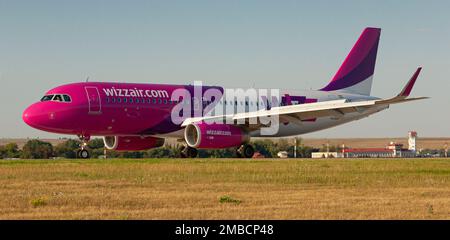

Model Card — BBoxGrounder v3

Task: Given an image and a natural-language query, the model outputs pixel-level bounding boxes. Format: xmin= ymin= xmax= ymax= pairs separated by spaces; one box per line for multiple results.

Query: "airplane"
xmin=22 ymin=27 xmax=427 ymax=158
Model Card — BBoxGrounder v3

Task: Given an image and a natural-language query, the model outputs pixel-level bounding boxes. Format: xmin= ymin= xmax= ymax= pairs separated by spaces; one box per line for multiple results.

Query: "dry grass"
xmin=0 ymin=158 xmax=449 ymax=219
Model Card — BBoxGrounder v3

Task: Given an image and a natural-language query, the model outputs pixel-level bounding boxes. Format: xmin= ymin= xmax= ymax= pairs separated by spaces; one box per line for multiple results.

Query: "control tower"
xmin=408 ymin=131 xmax=417 ymax=152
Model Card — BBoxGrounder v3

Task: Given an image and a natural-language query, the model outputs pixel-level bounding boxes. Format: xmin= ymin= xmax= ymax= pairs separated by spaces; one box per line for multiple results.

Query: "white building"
xmin=311 ymin=132 xmax=418 ymax=158
xmin=311 ymin=152 xmax=343 ymax=158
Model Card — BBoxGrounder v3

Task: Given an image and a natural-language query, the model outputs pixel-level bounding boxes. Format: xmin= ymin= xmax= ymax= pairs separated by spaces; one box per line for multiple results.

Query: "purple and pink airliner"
xmin=23 ymin=27 xmax=427 ymax=158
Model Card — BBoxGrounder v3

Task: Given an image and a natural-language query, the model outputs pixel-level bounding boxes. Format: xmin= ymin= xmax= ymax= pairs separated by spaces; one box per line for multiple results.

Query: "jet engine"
xmin=184 ymin=123 xmax=249 ymax=149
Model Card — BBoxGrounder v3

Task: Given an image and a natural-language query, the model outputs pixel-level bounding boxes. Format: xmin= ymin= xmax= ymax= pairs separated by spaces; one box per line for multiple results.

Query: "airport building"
xmin=311 ymin=131 xmax=418 ymax=158
xmin=341 ymin=142 xmax=416 ymax=158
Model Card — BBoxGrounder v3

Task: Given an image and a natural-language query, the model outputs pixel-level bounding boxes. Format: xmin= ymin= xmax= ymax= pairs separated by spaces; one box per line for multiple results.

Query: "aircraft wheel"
xmin=238 ymin=144 xmax=255 ymax=158
xmin=180 ymin=146 xmax=198 ymax=158
xmin=186 ymin=147 xmax=198 ymax=158
xmin=78 ymin=149 xmax=90 ymax=159
xmin=179 ymin=146 xmax=188 ymax=158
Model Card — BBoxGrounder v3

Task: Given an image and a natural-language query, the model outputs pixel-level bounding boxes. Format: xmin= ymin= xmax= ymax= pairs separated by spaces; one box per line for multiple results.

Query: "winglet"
xmin=398 ymin=67 xmax=422 ymax=97
xmin=375 ymin=67 xmax=427 ymax=105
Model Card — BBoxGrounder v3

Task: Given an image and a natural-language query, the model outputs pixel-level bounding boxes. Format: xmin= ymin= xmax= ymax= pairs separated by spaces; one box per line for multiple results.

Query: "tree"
xmin=199 ymin=148 xmax=236 ymax=158
xmin=0 ymin=145 xmax=5 ymax=158
xmin=54 ymin=139 xmax=80 ymax=158
xmin=294 ymin=145 xmax=317 ymax=158
xmin=1 ymin=143 xmax=21 ymax=158
xmin=277 ymin=139 xmax=290 ymax=151
xmin=21 ymin=140 xmax=53 ymax=159
xmin=88 ymin=138 xmax=105 ymax=149
xmin=119 ymin=151 xmax=144 ymax=158
xmin=253 ymin=140 xmax=279 ymax=157
xmin=143 ymin=144 xmax=182 ymax=158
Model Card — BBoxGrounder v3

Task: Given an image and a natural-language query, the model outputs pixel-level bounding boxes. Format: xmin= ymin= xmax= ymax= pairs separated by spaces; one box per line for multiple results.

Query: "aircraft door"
xmin=85 ymin=86 xmax=102 ymax=114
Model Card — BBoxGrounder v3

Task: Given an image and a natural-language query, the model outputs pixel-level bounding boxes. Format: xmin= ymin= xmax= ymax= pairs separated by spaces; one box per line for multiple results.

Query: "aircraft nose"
xmin=22 ymin=103 xmax=44 ymax=128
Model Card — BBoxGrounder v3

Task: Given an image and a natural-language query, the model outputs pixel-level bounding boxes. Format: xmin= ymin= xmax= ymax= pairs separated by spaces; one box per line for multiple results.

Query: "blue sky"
xmin=1 ymin=0 xmax=449 ymax=138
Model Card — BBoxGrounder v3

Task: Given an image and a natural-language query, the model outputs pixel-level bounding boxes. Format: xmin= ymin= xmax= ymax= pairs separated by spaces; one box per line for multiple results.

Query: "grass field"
xmin=0 ymin=158 xmax=449 ymax=219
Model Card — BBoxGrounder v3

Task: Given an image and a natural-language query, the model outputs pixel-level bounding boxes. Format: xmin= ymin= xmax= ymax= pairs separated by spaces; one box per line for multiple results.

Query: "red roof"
xmin=252 ymin=152 xmax=265 ymax=158
xmin=343 ymin=148 xmax=392 ymax=153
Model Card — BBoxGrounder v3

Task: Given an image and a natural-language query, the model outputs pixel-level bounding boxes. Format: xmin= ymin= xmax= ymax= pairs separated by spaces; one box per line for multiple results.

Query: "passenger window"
xmin=123 ymin=98 xmax=127 ymax=103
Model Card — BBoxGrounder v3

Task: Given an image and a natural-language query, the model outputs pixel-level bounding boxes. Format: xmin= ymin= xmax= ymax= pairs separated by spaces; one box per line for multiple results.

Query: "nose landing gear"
xmin=77 ymin=149 xmax=90 ymax=159
xmin=77 ymin=135 xmax=91 ymax=159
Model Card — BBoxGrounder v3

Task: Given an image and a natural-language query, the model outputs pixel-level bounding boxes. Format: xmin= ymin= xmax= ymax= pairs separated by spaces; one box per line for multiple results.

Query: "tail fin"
xmin=321 ymin=27 xmax=381 ymax=95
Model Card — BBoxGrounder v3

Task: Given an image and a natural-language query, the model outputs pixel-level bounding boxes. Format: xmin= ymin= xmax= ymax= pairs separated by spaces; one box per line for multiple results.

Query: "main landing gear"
xmin=77 ymin=135 xmax=91 ymax=159
xmin=179 ymin=145 xmax=198 ymax=158
xmin=236 ymin=144 xmax=255 ymax=158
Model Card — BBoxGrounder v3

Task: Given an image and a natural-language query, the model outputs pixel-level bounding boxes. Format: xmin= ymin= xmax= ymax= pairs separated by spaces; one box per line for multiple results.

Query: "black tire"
xmin=187 ymin=147 xmax=198 ymax=158
xmin=242 ymin=144 xmax=255 ymax=158
xmin=179 ymin=146 xmax=188 ymax=158
xmin=79 ymin=149 xmax=90 ymax=159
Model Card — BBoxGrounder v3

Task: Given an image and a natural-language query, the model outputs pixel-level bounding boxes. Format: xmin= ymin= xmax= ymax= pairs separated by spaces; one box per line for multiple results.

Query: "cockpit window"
xmin=63 ymin=95 xmax=71 ymax=102
xmin=53 ymin=95 xmax=63 ymax=102
xmin=40 ymin=94 xmax=72 ymax=103
xmin=41 ymin=95 xmax=54 ymax=102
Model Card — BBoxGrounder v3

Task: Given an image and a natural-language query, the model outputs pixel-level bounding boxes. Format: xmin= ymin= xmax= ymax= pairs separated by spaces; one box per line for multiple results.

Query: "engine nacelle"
xmin=184 ymin=123 xmax=249 ymax=149
xmin=103 ymin=136 xmax=165 ymax=151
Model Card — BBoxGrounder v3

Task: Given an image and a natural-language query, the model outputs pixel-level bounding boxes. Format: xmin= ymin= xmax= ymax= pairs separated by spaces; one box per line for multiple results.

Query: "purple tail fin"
xmin=321 ymin=27 xmax=381 ymax=95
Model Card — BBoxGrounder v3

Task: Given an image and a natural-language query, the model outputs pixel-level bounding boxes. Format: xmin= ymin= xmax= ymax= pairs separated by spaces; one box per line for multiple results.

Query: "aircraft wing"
xmin=182 ymin=99 xmax=378 ymax=129
xmin=181 ymin=67 xmax=428 ymax=128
